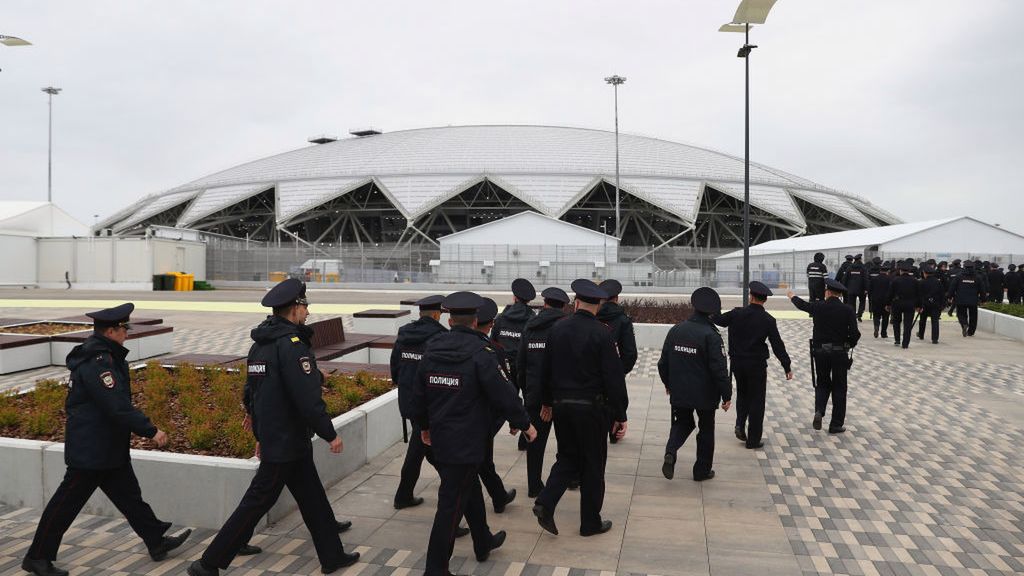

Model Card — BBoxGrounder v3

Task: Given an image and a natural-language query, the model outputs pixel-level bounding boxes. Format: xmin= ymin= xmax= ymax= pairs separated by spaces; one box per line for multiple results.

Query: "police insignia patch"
xmin=300 ymin=357 xmax=312 ymax=374
xmin=100 ymin=371 xmax=115 ymax=388
xmin=291 ymin=336 xmax=300 ymax=343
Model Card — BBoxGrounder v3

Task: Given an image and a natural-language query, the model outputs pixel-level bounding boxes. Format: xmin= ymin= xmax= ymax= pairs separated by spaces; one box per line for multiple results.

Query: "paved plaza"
xmin=1 ymin=293 xmax=1023 ymax=575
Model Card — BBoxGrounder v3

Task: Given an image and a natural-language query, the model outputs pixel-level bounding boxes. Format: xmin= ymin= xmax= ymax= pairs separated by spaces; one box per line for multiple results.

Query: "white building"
xmin=0 ymin=201 xmax=90 ymax=237
xmin=715 ymin=217 xmax=1024 ymax=289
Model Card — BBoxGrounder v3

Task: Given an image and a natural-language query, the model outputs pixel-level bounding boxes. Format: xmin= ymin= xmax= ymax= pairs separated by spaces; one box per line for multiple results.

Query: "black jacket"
xmin=713 ymin=304 xmax=791 ymax=372
xmin=244 ymin=316 xmax=336 ymax=463
xmin=791 ymin=295 xmax=861 ymax=348
xmin=64 ymin=335 xmax=157 ymax=470
xmin=1005 ymin=271 xmax=1022 ymax=295
xmin=597 ymin=301 xmax=638 ymax=374
xmin=948 ymin=271 xmax=982 ymax=306
xmin=515 ymin=307 xmax=566 ymax=408
xmin=490 ymin=302 xmax=536 ymax=380
xmin=867 ymin=270 xmax=891 ymax=307
xmin=888 ymin=274 xmax=921 ymax=311
xmin=919 ymin=276 xmax=946 ymax=310
xmin=806 ymin=262 xmax=827 ymax=281
xmin=658 ymin=313 xmax=731 ymax=411
xmin=390 ymin=316 xmax=447 ymax=419
xmin=845 ymin=262 xmax=867 ymax=295
xmin=836 ymin=261 xmax=851 ymax=285
xmin=541 ymin=309 xmax=628 ymax=422
xmin=988 ymin=269 xmax=1004 ymax=299
xmin=413 ymin=326 xmax=529 ymax=465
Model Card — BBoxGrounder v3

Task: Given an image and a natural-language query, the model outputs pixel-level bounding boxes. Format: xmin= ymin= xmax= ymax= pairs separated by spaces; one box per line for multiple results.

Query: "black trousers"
xmin=28 ymin=464 xmax=169 ymax=561
xmin=478 ymin=431 xmax=507 ymax=504
xmin=814 ymin=352 xmax=848 ymax=428
xmin=808 ymin=279 xmax=825 ymax=302
xmin=956 ymin=305 xmax=978 ymax=335
xmin=851 ymin=293 xmax=866 ymax=318
xmin=918 ymin=306 xmax=941 ymax=342
xmin=665 ymin=406 xmax=716 ymax=478
xmin=535 ymin=403 xmax=607 ymax=533
xmin=732 ymin=362 xmax=767 ymax=447
xmin=201 ymin=453 xmax=345 ymax=570
xmin=871 ymin=304 xmax=889 ymax=336
xmin=525 ymin=405 xmax=553 ymax=494
xmin=891 ymin=307 xmax=915 ymax=347
xmin=426 ymin=463 xmax=492 ymax=576
xmin=396 ymin=422 xmax=435 ymax=504
xmin=1008 ymin=290 xmax=1022 ymax=305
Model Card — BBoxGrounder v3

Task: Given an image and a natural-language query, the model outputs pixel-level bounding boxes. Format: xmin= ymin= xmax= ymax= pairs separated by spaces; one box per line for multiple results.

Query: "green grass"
xmin=981 ymin=302 xmax=1024 ymax=319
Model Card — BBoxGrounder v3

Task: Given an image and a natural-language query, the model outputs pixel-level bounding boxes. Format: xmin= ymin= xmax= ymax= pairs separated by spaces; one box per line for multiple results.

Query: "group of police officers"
xmin=27 ymin=258 xmax=979 ymax=575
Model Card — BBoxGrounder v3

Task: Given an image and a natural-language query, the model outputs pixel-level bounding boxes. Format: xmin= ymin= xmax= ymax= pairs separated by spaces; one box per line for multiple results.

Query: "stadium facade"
xmin=96 ymin=125 xmax=901 ymax=252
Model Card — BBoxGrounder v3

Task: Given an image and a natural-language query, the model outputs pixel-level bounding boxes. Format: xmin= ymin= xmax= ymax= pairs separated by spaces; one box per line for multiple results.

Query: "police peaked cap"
xmin=923 ymin=264 xmax=936 ymax=274
xmin=261 ymin=278 xmax=308 ymax=308
xmin=541 ymin=287 xmax=570 ymax=303
xmin=854 ymin=254 xmax=862 ymax=260
xmin=599 ymin=279 xmax=623 ymax=299
xmin=813 ymin=252 xmax=825 ymax=262
xmin=881 ymin=262 xmax=891 ymax=271
xmin=443 ymin=291 xmax=484 ymax=315
xmin=964 ymin=260 xmax=975 ymax=268
xmin=1009 ymin=264 xmax=1017 ymax=271
xmin=86 ymin=302 xmax=134 ymax=327
xmin=477 ymin=297 xmax=499 ymax=325
xmin=748 ymin=281 xmax=772 ymax=298
xmin=824 ymin=278 xmax=847 ymax=293
xmin=570 ymin=278 xmax=608 ymax=304
xmin=511 ymin=278 xmax=536 ymax=302
xmin=872 ymin=256 xmax=882 ymax=264
xmin=415 ymin=295 xmax=444 ymax=310
xmin=952 ymin=259 xmax=961 ymax=265
xmin=691 ymin=287 xmax=721 ymax=314
xmin=844 ymin=254 xmax=853 ymax=260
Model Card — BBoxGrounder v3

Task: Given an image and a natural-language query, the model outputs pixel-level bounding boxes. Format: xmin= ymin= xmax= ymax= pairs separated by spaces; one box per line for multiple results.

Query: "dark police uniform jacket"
xmin=790 ymin=295 xmax=861 ymax=348
xmin=988 ymin=269 xmax=1004 ymax=300
xmin=867 ymin=268 xmax=891 ymax=307
xmin=597 ymin=301 xmax=639 ymax=374
xmin=845 ymin=262 xmax=867 ymax=295
xmin=541 ymin=309 xmax=628 ymax=423
xmin=920 ymin=276 xmax=945 ymax=310
xmin=888 ymin=275 xmax=921 ymax=311
xmin=490 ymin=302 xmax=535 ymax=383
xmin=712 ymin=304 xmax=791 ymax=372
xmin=1005 ymin=270 xmax=1022 ymax=298
xmin=948 ymin=271 xmax=982 ymax=306
xmin=658 ymin=313 xmax=731 ymax=411
xmin=65 ymin=335 xmax=158 ymax=470
xmin=390 ymin=316 xmax=446 ymax=420
xmin=244 ymin=316 xmax=336 ymax=463
xmin=515 ymin=307 xmax=566 ymax=409
xmin=413 ymin=326 xmax=529 ymax=465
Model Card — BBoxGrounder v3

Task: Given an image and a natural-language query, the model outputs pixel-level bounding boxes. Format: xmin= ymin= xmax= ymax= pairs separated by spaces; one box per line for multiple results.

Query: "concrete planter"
xmin=0 ymin=336 xmax=52 ymax=375
xmin=0 ymin=388 xmax=401 ymax=530
xmin=352 ymin=309 xmax=412 ymax=335
xmin=978 ymin=308 xmax=1024 ymax=342
xmin=633 ymin=323 xmax=673 ymax=349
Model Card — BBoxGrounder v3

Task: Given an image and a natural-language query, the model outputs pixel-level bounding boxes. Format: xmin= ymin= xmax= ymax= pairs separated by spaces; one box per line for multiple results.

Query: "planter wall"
xmin=978 ymin=308 xmax=1024 ymax=343
xmin=0 ymin=388 xmax=402 ymax=530
xmin=633 ymin=323 xmax=673 ymax=349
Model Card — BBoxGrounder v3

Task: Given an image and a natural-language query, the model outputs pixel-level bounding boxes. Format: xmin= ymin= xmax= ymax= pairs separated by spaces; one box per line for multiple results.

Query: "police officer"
xmin=659 ymin=287 xmax=731 ymax=480
xmin=713 ymin=281 xmax=792 ymax=449
xmin=491 ymin=278 xmax=537 ymax=385
xmin=413 ymin=292 xmax=536 ymax=576
xmin=836 ymin=254 xmax=854 ymax=286
xmin=867 ymin=262 xmax=892 ymax=338
xmin=976 ymin=260 xmax=990 ymax=301
xmin=807 ymin=252 xmax=828 ymax=302
xmin=887 ymin=262 xmax=921 ymax=349
xmin=392 ymin=295 xmax=447 ymax=510
xmin=947 ymin=259 xmax=963 ymax=316
xmin=988 ymin=263 xmax=1005 ymax=304
xmin=24 ymin=304 xmax=191 ymax=576
xmin=845 ymin=254 xmax=867 ymax=320
xmin=1006 ymin=264 xmax=1022 ymax=304
xmin=917 ymin=265 xmax=945 ymax=344
xmin=476 ymin=297 xmax=520 ymax=514
xmin=948 ymin=261 xmax=983 ymax=336
xmin=788 ymin=279 xmax=860 ymax=434
xmin=533 ymin=279 xmax=628 ymax=537
xmin=189 ymin=280 xmax=358 ymax=576
xmin=598 ymin=278 xmax=638 ymax=444
xmin=516 ymin=287 xmax=570 ymax=498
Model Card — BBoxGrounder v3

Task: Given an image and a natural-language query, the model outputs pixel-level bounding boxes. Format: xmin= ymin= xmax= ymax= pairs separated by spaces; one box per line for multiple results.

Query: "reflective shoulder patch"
xmin=290 ymin=336 xmax=301 ymax=343
xmin=483 ymin=346 xmax=494 ymax=353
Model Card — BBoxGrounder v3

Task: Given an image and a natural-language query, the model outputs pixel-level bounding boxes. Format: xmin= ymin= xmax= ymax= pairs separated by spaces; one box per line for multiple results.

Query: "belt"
xmin=552 ymin=396 xmax=604 ymax=407
xmin=814 ymin=342 xmax=849 ymax=353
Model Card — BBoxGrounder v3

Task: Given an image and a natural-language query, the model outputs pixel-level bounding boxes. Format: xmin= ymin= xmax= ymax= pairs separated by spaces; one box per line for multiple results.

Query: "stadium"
xmin=95 ymin=125 xmax=901 ymax=253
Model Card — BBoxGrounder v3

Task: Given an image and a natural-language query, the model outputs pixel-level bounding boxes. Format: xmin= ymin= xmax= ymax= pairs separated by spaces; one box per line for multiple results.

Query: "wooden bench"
xmin=307 ymin=317 xmax=384 ymax=363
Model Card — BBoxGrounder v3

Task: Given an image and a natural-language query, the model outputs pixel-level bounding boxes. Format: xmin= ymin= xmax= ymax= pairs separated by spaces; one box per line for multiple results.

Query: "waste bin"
xmin=152 ymin=275 xmax=164 ymax=291
xmin=167 ymin=272 xmax=184 ymax=291
xmin=183 ymin=273 xmax=194 ymax=291
xmin=269 ymin=271 xmax=288 ymax=282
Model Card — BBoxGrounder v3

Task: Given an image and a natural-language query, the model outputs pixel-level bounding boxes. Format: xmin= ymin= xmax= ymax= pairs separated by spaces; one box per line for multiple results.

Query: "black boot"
xmin=475 ymin=530 xmax=506 ymax=562
xmin=394 ymin=496 xmax=424 ymax=509
xmin=532 ymin=503 xmax=558 ymax=535
xmin=734 ymin=425 xmax=747 ymax=442
xmin=662 ymin=453 xmax=676 ymax=479
xmin=336 ymin=520 xmax=352 ymax=533
xmin=21 ymin=558 xmax=68 ymax=576
xmin=238 ymin=543 xmax=262 ymax=556
xmin=494 ymin=489 xmax=516 ymax=513
xmin=580 ymin=520 xmax=613 ymax=536
xmin=322 ymin=551 xmax=361 ymax=573
xmin=149 ymin=529 xmax=192 ymax=561
xmin=187 ymin=560 xmax=219 ymax=576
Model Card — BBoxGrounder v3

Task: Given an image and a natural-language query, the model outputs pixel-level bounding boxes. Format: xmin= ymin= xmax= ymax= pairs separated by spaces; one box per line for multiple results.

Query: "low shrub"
xmin=982 ymin=302 xmax=1024 ymax=319
xmin=620 ymin=298 xmax=694 ymax=324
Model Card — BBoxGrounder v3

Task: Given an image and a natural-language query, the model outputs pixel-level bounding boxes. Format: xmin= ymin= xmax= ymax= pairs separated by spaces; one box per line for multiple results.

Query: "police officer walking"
xmin=788 ymin=279 xmax=860 ymax=434
xmin=845 ymin=254 xmax=867 ymax=320
xmin=948 ymin=261 xmax=983 ymax=336
xmin=189 ymin=280 xmax=358 ymax=576
xmin=1006 ymin=264 xmax=1022 ymax=304
xmin=988 ymin=263 xmax=1005 ymax=303
xmin=713 ymin=282 xmax=792 ymax=449
xmin=887 ymin=262 xmax=922 ymax=349
xmin=836 ymin=255 xmax=853 ymax=286
xmin=413 ymin=292 xmax=536 ymax=576
xmin=917 ymin=264 xmax=945 ymax=344
xmin=807 ymin=252 xmax=828 ymax=302
xmin=659 ymin=287 xmax=731 ymax=480
xmin=598 ymin=278 xmax=638 ymax=444
xmin=491 ymin=278 xmax=537 ymax=385
xmin=867 ymin=261 xmax=892 ymax=338
xmin=516 ymin=287 xmax=570 ymax=498
xmin=392 ymin=295 xmax=447 ymax=510
xmin=533 ymin=279 xmax=628 ymax=537
xmin=23 ymin=304 xmax=191 ymax=576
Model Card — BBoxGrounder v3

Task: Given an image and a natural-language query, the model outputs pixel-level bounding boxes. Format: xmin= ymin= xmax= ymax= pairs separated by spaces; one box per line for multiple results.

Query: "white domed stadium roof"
xmin=100 ymin=125 xmax=900 ymax=238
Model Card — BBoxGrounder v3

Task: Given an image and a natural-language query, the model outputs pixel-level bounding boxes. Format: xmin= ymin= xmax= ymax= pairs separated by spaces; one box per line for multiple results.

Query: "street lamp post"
xmin=605 ymin=75 xmax=626 ymax=239
xmin=42 ymin=87 xmax=62 ymax=203
xmin=720 ymin=0 xmax=778 ymax=305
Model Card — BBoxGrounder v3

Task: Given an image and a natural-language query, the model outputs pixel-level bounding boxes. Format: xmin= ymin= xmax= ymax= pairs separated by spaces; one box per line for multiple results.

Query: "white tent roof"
xmin=439 ymin=211 xmax=619 ymax=246
xmin=717 ymin=218 xmax=961 ymax=259
xmin=0 ymin=201 xmax=90 ymax=237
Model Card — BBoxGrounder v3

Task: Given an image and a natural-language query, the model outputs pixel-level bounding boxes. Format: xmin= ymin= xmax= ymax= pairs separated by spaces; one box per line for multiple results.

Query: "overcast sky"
xmin=2 ymin=1 xmax=1022 ymax=234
